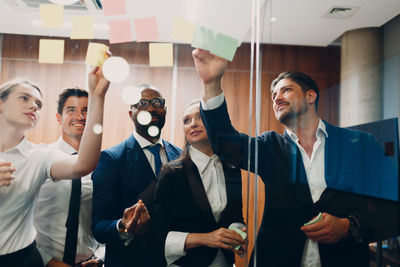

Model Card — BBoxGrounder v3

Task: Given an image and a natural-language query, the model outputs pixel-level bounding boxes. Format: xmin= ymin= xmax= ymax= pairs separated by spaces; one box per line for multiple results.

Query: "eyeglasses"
xmin=132 ymin=98 xmax=166 ymax=110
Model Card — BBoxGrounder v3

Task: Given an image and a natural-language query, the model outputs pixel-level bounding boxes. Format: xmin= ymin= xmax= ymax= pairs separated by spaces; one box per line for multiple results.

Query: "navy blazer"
xmin=151 ymin=155 xmax=243 ymax=267
xmin=91 ymin=135 xmax=181 ymax=267
xmin=201 ymin=100 xmax=398 ymax=267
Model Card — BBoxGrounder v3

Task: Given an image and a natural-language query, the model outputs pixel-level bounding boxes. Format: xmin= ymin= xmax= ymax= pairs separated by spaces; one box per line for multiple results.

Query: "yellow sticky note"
xmin=85 ymin=43 xmax=110 ymax=67
xmin=71 ymin=16 xmax=94 ymax=39
xmin=38 ymin=39 xmax=64 ymax=64
xmin=171 ymin=17 xmax=196 ymax=43
xmin=40 ymin=4 xmax=63 ymax=28
xmin=149 ymin=43 xmax=173 ymax=67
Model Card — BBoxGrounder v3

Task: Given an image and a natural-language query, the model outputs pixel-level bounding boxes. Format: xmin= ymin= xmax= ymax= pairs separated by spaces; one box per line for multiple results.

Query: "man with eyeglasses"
xmin=91 ymin=84 xmax=181 ymax=267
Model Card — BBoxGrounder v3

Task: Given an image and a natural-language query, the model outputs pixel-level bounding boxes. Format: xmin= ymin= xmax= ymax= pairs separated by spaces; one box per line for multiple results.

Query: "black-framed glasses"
xmin=132 ymin=98 xmax=166 ymax=110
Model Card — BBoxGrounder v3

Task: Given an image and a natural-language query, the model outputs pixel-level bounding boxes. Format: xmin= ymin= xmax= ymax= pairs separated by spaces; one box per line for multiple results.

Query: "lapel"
xmin=163 ymin=140 xmax=179 ymax=162
xmin=182 ymin=157 xmax=216 ymax=225
xmin=126 ymin=135 xmax=157 ymax=182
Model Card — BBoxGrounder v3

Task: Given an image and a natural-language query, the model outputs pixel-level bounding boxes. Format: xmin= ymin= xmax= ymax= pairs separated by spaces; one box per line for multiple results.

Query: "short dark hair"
xmin=57 ymin=88 xmax=88 ymax=114
xmin=271 ymin=71 xmax=319 ymax=110
xmin=0 ymin=79 xmax=41 ymax=101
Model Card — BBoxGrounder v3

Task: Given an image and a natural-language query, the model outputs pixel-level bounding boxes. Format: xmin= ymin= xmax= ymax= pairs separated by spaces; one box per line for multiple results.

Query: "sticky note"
xmin=149 ymin=43 xmax=173 ymax=67
xmin=191 ymin=26 xmax=216 ymax=51
xmin=38 ymin=39 xmax=64 ymax=64
xmin=210 ymin=33 xmax=239 ymax=61
xmin=40 ymin=4 xmax=63 ymax=28
xmin=228 ymin=225 xmax=247 ymax=250
xmin=102 ymin=0 xmax=126 ymax=16
xmin=304 ymin=212 xmax=323 ymax=226
xmin=71 ymin=16 xmax=94 ymax=39
xmin=108 ymin=19 xmax=133 ymax=44
xmin=85 ymin=43 xmax=109 ymax=67
xmin=171 ymin=17 xmax=196 ymax=43
xmin=134 ymin=17 xmax=159 ymax=42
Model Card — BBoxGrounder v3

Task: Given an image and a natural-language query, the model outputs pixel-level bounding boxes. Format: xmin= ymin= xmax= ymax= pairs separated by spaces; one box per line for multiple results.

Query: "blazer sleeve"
xmin=200 ymin=100 xmax=271 ymax=178
xmin=91 ymin=150 xmax=124 ymax=245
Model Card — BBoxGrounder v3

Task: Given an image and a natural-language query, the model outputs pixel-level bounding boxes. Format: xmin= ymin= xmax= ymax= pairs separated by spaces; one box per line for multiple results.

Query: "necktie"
xmin=147 ymin=144 xmax=162 ymax=176
xmin=63 ymin=152 xmax=81 ymax=265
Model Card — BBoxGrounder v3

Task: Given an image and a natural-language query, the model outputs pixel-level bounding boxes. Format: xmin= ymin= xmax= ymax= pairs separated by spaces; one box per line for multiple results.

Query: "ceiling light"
xmin=270 ymin=17 xmax=277 ymax=22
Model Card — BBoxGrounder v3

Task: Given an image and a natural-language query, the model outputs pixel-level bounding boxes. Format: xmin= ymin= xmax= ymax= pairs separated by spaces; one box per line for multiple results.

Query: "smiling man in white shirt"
xmin=34 ymin=88 xmax=104 ymax=267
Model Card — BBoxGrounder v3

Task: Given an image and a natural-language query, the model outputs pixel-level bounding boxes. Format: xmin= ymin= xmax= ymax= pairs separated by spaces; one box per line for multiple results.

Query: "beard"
xmin=276 ymin=100 xmax=309 ymax=126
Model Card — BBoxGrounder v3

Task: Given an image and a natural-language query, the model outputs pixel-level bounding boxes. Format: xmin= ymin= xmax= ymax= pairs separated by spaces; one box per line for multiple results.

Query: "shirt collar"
xmin=189 ymin=145 xmax=219 ymax=174
xmin=286 ymin=118 xmax=328 ymax=143
xmin=133 ymin=131 xmax=163 ymax=149
xmin=9 ymin=137 xmax=31 ymax=158
xmin=56 ymin=137 xmax=77 ymax=155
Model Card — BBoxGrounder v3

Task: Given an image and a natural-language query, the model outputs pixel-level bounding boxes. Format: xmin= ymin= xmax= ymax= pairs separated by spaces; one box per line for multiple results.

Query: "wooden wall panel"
xmin=0 ymin=33 xmax=340 ymax=267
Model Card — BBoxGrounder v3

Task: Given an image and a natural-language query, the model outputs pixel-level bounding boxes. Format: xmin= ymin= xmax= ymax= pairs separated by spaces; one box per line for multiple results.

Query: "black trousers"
xmin=0 ymin=241 xmax=44 ymax=267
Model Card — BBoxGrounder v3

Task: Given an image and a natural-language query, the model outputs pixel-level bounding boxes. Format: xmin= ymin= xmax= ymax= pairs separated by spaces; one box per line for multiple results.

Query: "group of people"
xmin=0 ymin=48 xmax=398 ymax=267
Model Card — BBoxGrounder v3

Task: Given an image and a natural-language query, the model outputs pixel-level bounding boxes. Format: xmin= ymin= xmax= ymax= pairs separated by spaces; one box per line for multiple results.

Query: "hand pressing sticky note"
xmin=38 ymin=39 xmax=64 ymax=64
xmin=191 ymin=26 xmax=216 ymax=51
xmin=149 ymin=43 xmax=173 ymax=67
xmin=40 ymin=4 xmax=63 ymax=28
xmin=71 ymin=16 xmax=94 ymax=39
xmin=171 ymin=17 xmax=196 ymax=43
xmin=304 ymin=212 xmax=323 ymax=226
xmin=210 ymin=33 xmax=239 ymax=62
xmin=85 ymin=43 xmax=110 ymax=67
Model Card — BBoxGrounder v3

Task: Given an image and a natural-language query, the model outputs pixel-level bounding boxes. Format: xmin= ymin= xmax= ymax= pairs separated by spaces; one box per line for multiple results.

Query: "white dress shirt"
xmin=116 ymin=132 xmax=168 ymax=243
xmin=0 ymin=138 xmax=65 ymax=255
xmin=202 ymin=93 xmax=329 ymax=267
xmin=34 ymin=137 xmax=102 ymax=265
xmin=286 ymin=120 xmax=328 ymax=267
xmin=165 ymin=146 xmax=231 ymax=267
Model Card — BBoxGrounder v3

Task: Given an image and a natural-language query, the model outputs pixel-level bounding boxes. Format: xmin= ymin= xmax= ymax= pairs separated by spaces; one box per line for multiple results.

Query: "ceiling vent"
xmin=4 ymin=0 xmax=102 ymax=13
xmin=324 ymin=6 xmax=359 ymax=19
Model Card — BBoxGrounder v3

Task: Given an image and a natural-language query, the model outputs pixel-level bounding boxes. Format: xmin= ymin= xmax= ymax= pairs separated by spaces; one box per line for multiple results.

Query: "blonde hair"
xmin=0 ymin=79 xmax=41 ymax=101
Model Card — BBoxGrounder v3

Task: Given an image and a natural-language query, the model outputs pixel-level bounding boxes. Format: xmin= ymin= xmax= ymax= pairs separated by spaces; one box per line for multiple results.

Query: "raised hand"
xmin=192 ymin=49 xmax=228 ymax=85
xmin=300 ymin=212 xmax=350 ymax=244
xmin=88 ymin=66 xmax=110 ymax=98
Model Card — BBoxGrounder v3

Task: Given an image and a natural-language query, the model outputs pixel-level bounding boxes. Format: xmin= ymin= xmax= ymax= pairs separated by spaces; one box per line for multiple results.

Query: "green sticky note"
xmin=191 ymin=26 xmax=216 ymax=51
xmin=304 ymin=212 xmax=323 ymax=226
xmin=229 ymin=225 xmax=247 ymax=250
xmin=210 ymin=33 xmax=239 ymax=62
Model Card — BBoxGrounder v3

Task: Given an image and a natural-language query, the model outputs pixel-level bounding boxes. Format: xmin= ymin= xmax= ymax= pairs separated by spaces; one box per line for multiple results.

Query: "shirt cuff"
xmin=165 ymin=231 xmax=189 ymax=265
xmin=36 ymin=246 xmax=52 ymax=266
xmin=201 ymin=92 xmax=225 ymax=110
xmin=116 ymin=219 xmax=135 ymax=246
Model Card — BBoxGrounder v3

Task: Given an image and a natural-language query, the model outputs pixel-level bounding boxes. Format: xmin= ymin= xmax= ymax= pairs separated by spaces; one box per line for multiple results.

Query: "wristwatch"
xmin=347 ymin=215 xmax=363 ymax=243
xmin=118 ymin=220 xmax=128 ymax=233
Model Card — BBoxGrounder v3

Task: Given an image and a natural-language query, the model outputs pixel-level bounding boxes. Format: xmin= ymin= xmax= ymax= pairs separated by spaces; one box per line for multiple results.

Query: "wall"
xmin=0 ymin=33 xmax=340 ymax=265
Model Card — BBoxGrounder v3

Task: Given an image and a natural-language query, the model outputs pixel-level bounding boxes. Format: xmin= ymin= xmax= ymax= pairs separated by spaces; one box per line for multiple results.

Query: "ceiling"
xmin=0 ymin=0 xmax=399 ymax=47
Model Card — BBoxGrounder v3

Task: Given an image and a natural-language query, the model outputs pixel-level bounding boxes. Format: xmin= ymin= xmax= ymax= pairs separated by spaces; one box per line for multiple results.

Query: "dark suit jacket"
xmin=91 ymin=135 xmax=181 ymax=267
xmin=151 ymin=155 xmax=243 ymax=267
xmin=200 ymin=100 xmax=399 ymax=267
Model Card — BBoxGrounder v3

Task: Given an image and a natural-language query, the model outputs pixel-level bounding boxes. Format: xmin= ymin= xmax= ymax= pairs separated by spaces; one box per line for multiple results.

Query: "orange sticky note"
xmin=108 ymin=19 xmax=133 ymax=44
xmin=149 ymin=43 xmax=173 ymax=67
xmin=171 ymin=17 xmax=196 ymax=43
xmin=102 ymin=0 xmax=126 ymax=16
xmin=71 ymin=16 xmax=94 ymax=39
xmin=38 ymin=39 xmax=64 ymax=64
xmin=40 ymin=4 xmax=63 ymax=28
xmin=85 ymin=43 xmax=109 ymax=67
xmin=134 ymin=17 xmax=159 ymax=42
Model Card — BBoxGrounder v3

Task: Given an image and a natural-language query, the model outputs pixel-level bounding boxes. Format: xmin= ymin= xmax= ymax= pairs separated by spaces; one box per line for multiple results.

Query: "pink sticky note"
xmin=102 ymin=0 xmax=126 ymax=16
xmin=108 ymin=19 xmax=133 ymax=44
xmin=134 ymin=17 xmax=159 ymax=42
